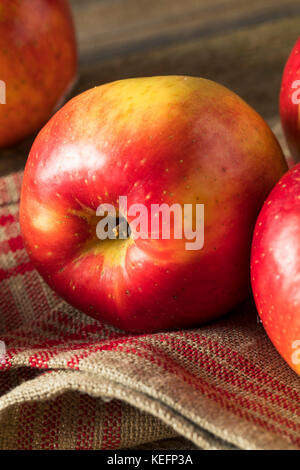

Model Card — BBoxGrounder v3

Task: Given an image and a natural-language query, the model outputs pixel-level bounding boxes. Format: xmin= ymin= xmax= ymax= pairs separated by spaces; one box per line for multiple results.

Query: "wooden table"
xmin=0 ymin=0 xmax=299 ymax=449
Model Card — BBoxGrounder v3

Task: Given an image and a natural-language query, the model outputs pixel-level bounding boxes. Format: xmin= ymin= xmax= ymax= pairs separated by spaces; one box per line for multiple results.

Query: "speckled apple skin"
xmin=20 ymin=76 xmax=287 ymax=332
xmin=280 ymin=37 xmax=300 ymax=162
xmin=0 ymin=0 xmax=77 ymax=148
xmin=251 ymin=164 xmax=300 ymax=376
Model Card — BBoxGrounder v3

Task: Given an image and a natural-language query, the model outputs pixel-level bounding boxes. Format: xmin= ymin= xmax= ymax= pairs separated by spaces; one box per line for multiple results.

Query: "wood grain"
xmin=74 ymin=16 xmax=300 ymax=120
xmin=70 ymin=0 xmax=300 ymax=61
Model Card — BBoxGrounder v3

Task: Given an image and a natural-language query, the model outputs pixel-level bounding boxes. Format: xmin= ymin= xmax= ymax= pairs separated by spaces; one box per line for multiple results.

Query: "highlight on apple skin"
xmin=280 ymin=37 xmax=300 ymax=163
xmin=0 ymin=0 xmax=77 ymax=148
xmin=20 ymin=76 xmax=287 ymax=333
xmin=251 ymin=164 xmax=300 ymax=376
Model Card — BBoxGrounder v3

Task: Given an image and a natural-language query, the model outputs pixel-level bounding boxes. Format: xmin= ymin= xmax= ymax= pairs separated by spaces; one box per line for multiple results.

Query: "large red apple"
xmin=0 ymin=0 xmax=77 ymax=148
xmin=251 ymin=164 xmax=300 ymax=376
xmin=280 ymin=37 xmax=300 ymax=162
xmin=20 ymin=76 xmax=287 ymax=332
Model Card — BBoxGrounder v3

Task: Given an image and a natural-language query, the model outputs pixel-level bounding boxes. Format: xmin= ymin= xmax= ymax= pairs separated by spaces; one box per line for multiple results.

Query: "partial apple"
xmin=0 ymin=0 xmax=77 ymax=148
xmin=20 ymin=76 xmax=287 ymax=332
xmin=280 ymin=37 xmax=300 ymax=162
xmin=251 ymin=164 xmax=300 ymax=376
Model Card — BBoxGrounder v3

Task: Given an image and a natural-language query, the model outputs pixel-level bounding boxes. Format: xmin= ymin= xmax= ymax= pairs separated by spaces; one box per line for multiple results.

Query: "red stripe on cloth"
xmin=63 ymin=334 xmax=300 ymax=444
xmin=66 ymin=335 xmax=298 ymax=446
xmin=0 ymin=214 xmax=15 ymax=226
xmin=113 ymin=339 xmax=300 ymax=446
xmin=29 ymin=351 xmax=51 ymax=369
xmin=40 ymin=395 xmax=63 ymax=450
xmin=76 ymin=394 xmax=96 ymax=450
xmin=0 ymin=261 xmax=34 ymax=282
xmin=8 ymin=235 xmax=24 ymax=252
xmin=66 ymin=333 xmax=150 ymax=370
xmin=101 ymin=400 xmax=122 ymax=450
xmin=184 ymin=331 xmax=300 ymax=403
xmin=0 ymin=235 xmax=24 ymax=256
xmin=155 ymin=334 xmax=300 ymax=415
xmin=13 ymin=326 xmax=298 ymax=444
xmin=16 ymin=403 xmax=37 ymax=450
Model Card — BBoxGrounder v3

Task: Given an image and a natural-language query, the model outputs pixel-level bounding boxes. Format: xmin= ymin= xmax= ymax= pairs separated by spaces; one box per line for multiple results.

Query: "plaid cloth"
xmin=0 ymin=171 xmax=299 ymax=450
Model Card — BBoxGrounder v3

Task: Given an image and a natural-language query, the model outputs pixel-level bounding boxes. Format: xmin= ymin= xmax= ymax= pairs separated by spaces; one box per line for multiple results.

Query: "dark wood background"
xmin=1 ymin=0 xmax=300 ymax=175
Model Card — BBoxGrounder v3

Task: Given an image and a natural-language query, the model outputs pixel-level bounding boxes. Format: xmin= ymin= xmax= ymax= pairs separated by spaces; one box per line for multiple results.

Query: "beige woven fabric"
xmin=0 ymin=171 xmax=299 ymax=450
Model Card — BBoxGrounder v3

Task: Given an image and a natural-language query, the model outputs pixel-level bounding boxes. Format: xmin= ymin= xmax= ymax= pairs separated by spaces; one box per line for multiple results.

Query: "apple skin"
xmin=251 ymin=164 xmax=300 ymax=376
xmin=20 ymin=76 xmax=287 ymax=332
xmin=0 ymin=0 xmax=77 ymax=148
xmin=280 ymin=37 xmax=300 ymax=163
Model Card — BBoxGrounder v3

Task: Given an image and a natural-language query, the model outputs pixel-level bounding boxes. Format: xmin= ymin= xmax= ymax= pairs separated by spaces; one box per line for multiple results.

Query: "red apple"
xmin=280 ymin=37 xmax=300 ymax=162
xmin=251 ymin=164 xmax=300 ymax=376
xmin=0 ymin=0 xmax=77 ymax=148
xmin=20 ymin=76 xmax=287 ymax=332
